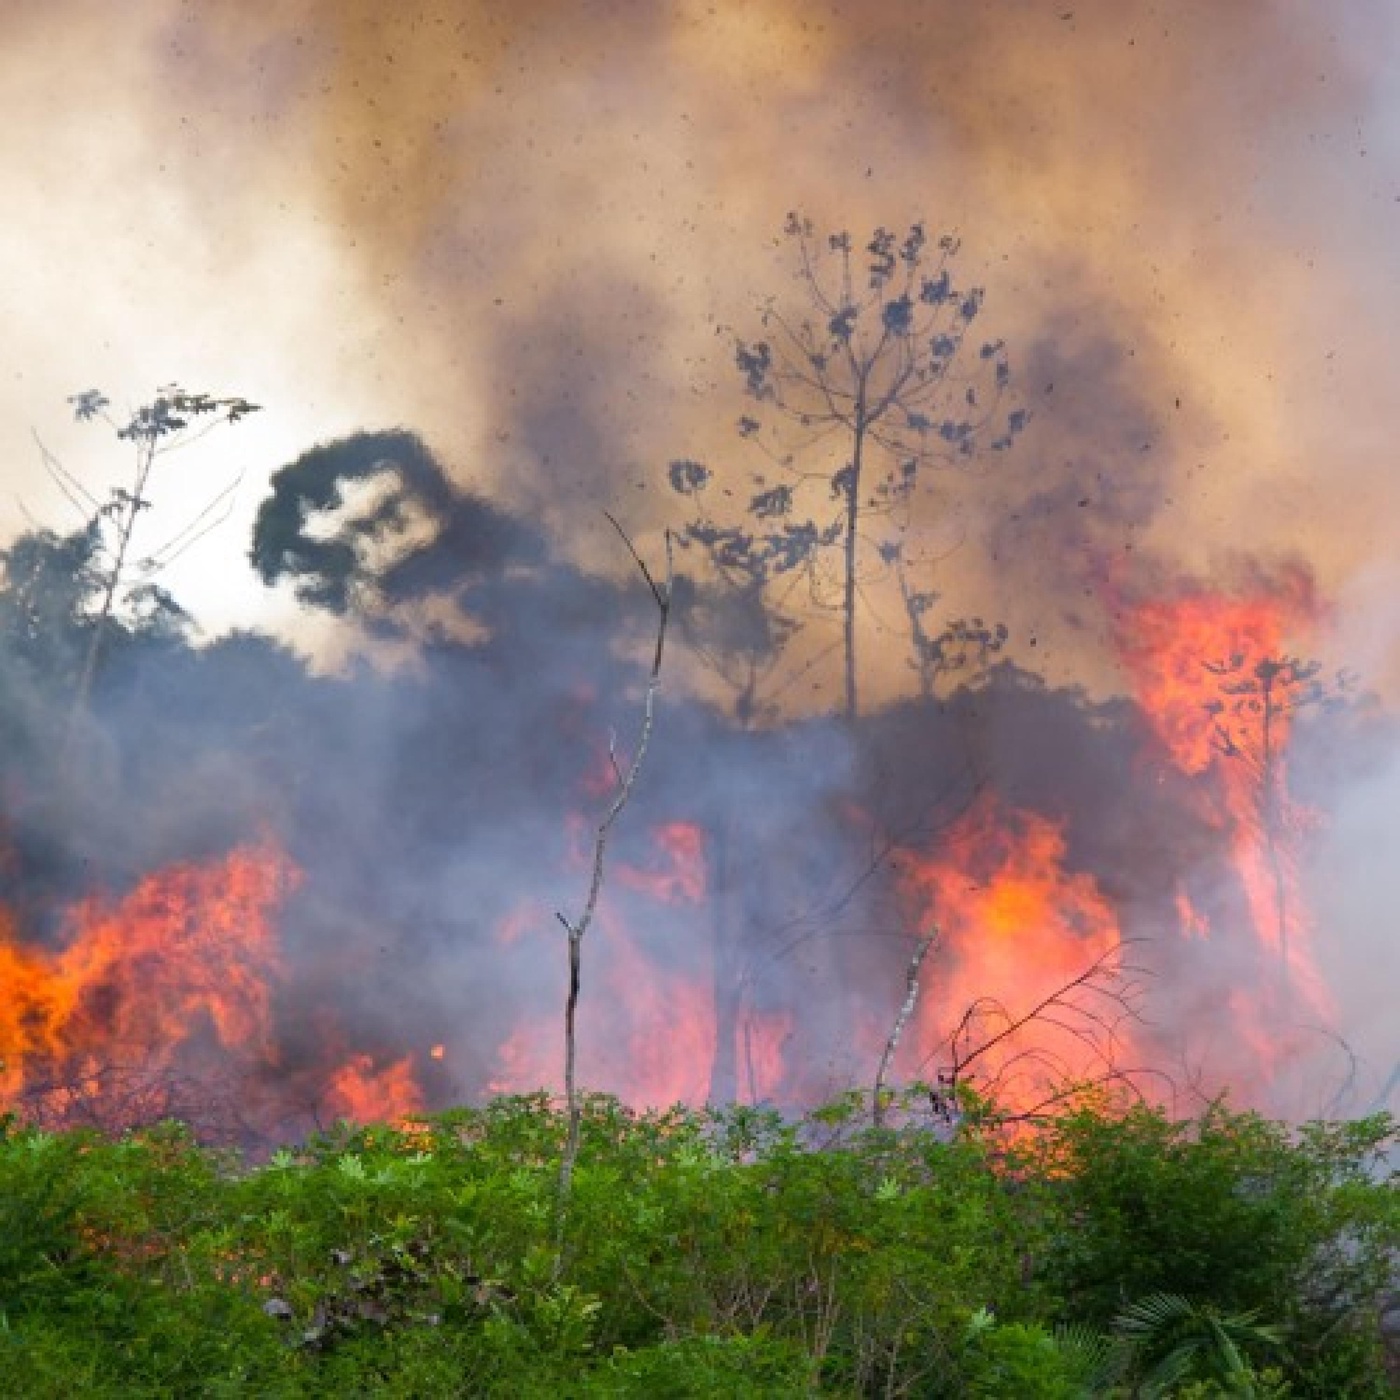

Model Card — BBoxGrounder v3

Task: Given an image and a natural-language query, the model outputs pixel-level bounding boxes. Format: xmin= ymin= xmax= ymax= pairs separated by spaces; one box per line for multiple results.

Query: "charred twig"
xmin=921 ymin=940 xmax=1153 ymax=1127
xmin=872 ymin=926 xmax=938 ymax=1128
xmin=996 ymin=1063 xmax=1172 ymax=1127
xmin=556 ymin=524 xmax=673 ymax=1212
xmin=1307 ymin=1025 xmax=1360 ymax=1119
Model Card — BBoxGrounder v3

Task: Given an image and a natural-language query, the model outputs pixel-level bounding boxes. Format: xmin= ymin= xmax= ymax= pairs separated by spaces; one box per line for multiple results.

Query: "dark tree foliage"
xmin=0 ymin=522 xmax=191 ymax=712
xmin=0 ymin=524 xmax=102 ymax=683
xmin=250 ymin=430 xmax=545 ymax=630
xmin=884 ymin=534 xmax=1009 ymax=701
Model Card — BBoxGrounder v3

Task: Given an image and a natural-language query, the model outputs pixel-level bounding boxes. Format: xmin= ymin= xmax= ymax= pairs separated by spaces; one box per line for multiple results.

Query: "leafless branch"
xmin=32 ymin=429 xmax=102 ymax=517
xmin=556 ymin=526 xmax=674 ymax=1212
xmin=873 ymin=926 xmax=938 ymax=1127
xmin=136 ymin=471 xmax=245 ymax=573
xmin=913 ymin=939 xmax=1154 ymax=1131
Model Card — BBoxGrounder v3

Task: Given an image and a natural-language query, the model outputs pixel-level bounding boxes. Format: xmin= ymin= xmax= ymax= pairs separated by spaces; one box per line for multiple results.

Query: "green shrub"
xmin=0 ymin=1095 xmax=1391 ymax=1396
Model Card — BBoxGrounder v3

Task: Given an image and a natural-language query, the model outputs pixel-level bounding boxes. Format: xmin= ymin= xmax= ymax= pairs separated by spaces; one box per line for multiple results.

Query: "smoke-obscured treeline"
xmin=1 ymin=397 xmax=1393 ymax=1145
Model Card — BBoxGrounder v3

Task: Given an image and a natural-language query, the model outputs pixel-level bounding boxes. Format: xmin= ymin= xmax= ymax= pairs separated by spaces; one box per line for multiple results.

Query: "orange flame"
xmin=1112 ymin=573 xmax=1333 ymax=1037
xmin=896 ymin=797 xmax=1129 ymax=1111
xmin=325 ymin=1053 xmax=425 ymax=1123
xmin=1114 ymin=570 xmax=1316 ymax=773
xmin=0 ymin=841 xmax=296 ymax=1116
xmin=0 ymin=839 xmax=432 ymax=1135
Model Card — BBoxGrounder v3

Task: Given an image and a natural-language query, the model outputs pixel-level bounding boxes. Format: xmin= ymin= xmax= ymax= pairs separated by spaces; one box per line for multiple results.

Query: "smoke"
xmin=6 ymin=3 xmax=1398 ymax=633
xmin=1 ymin=3 xmax=1398 ymax=1128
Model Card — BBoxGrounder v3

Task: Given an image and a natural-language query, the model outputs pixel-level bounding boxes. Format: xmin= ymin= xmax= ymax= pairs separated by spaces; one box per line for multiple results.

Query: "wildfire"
xmin=895 ymin=797 xmax=1130 ymax=1112
xmin=325 ymin=1053 xmax=425 ymax=1123
xmin=0 ymin=570 xmax=1346 ymax=1137
xmin=1112 ymin=572 xmax=1334 ymax=1034
xmin=0 ymin=842 xmax=294 ymax=1114
xmin=489 ymin=819 xmax=755 ymax=1107
xmin=0 ymin=839 xmax=436 ymax=1138
xmin=1113 ymin=568 xmax=1318 ymax=774
xmin=740 ymin=1009 xmax=794 ymax=1103
xmin=614 ymin=820 xmax=707 ymax=904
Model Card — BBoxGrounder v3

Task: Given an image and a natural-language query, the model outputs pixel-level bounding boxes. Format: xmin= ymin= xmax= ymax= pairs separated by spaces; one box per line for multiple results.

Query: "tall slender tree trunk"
xmin=842 ymin=412 xmax=867 ymax=723
xmin=71 ymin=503 xmax=133 ymax=722
xmin=70 ymin=441 xmax=155 ymax=726
xmin=707 ymin=817 xmax=743 ymax=1103
xmin=1257 ymin=672 xmax=1292 ymax=998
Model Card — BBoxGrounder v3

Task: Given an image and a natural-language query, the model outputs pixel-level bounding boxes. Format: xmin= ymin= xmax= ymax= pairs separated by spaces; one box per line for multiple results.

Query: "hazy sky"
xmin=4 ymin=0 xmax=1399 ymax=693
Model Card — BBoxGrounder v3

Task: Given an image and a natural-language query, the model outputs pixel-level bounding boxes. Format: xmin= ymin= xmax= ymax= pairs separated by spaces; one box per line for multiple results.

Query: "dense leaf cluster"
xmin=0 ymin=1094 xmax=1394 ymax=1396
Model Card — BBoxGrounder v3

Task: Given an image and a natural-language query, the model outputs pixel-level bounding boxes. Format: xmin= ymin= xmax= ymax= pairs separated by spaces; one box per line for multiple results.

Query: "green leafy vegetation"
xmin=0 ymin=1094 xmax=1393 ymax=1396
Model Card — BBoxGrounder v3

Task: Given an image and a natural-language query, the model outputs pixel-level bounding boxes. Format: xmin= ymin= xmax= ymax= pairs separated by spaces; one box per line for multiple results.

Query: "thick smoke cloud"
xmin=5 ymin=1 xmax=1397 ymax=665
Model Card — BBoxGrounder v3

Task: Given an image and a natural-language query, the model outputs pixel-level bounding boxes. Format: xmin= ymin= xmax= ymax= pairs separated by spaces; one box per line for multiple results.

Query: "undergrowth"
xmin=0 ymin=1091 xmax=1394 ymax=1396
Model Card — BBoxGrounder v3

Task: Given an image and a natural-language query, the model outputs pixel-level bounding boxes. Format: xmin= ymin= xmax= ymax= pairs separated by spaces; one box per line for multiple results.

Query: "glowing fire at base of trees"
xmin=0 ymin=525 xmax=1357 ymax=1140
xmin=0 ymin=843 xmax=293 ymax=1116
xmin=0 ymin=841 xmax=437 ymax=1138
xmin=892 ymin=797 xmax=1134 ymax=1115
xmin=0 ymin=559 xmax=1351 ymax=1142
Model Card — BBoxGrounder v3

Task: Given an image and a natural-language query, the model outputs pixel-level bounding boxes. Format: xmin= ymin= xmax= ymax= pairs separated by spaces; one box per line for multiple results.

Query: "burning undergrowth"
xmin=0 ymin=431 xmax=1387 ymax=1147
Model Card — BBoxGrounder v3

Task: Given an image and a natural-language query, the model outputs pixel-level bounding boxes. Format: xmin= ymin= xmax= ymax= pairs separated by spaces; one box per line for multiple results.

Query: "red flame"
xmin=325 ymin=1053 xmax=425 ymax=1123
xmin=895 ymin=797 xmax=1130 ymax=1111
xmin=0 ymin=839 xmax=432 ymax=1135
xmin=489 ymin=820 xmax=753 ymax=1106
xmin=1114 ymin=570 xmax=1316 ymax=771
xmin=1113 ymin=575 xmax=1332 ymax=1023
xmin=0 ymin=842 xmax=294 ymax=1111
xmin=614 ymin=820 xmax=707 ymax=904
xmin=0 ymin=566 xmax=1345 ymax=1134
xmin=741 ymin=1009 xmax=794 ymax=1102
